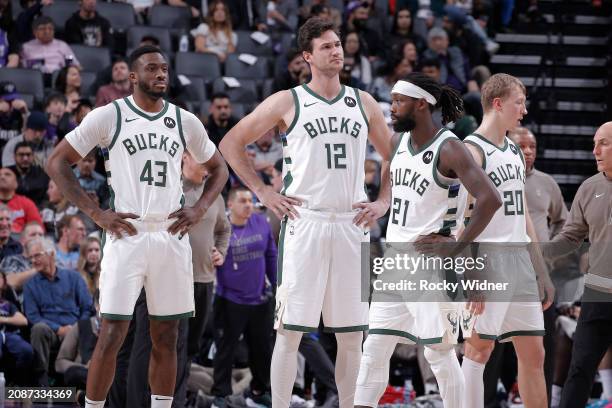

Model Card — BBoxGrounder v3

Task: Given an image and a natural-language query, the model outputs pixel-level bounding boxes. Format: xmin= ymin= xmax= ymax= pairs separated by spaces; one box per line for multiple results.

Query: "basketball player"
xmin=218 ymin=17 xmax=392 ymax=408
xmin=461 ymin=73 xmax=555 ymax=408
xmin=354 ymin=73 xmax=501 ymax=408
xmin=45 ymin=46 xmax=228 ymax=408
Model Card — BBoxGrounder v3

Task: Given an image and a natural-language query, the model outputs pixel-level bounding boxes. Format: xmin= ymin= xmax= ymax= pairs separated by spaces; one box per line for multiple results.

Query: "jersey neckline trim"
xmin=123 ymin=97 xmax=170 ymax=121
xmin=471 ymin=132 xmax=509 ymax=152
xmin=301 ymin=83 xmax=345 ymax=105
xmin=407 ymin=127 xmax=447 ymax=156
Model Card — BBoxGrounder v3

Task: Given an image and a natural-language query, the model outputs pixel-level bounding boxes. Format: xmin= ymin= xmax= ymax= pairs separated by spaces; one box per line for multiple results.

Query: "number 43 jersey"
xmin=464 ymin=133 xmax=529 ymax=243
xmin=282 ymin=85 xmax=369 ymax=212
xmin=386 ymin=128 xmax=467 ymax=243
xmin=65 ymin=96 xmax=216 ymax=220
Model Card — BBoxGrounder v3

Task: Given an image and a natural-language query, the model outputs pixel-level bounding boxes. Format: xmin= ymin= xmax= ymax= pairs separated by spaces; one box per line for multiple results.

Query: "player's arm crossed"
xmin=219 ymin=90 xmax=302 ymax=220
xmin=352 ymin=90 xmax=394 ymax=226
xmin=46 ymin=140 xmax=138 ymax=238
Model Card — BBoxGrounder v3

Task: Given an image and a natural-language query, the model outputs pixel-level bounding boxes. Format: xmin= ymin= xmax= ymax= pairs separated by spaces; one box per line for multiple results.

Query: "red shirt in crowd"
xmin=4 ymin=194 xmax=43 ymax=234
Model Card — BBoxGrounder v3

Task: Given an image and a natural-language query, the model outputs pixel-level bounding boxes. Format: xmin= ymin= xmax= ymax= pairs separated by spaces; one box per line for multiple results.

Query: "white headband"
xmin=391 ymin=80 xmax=437 ymax=105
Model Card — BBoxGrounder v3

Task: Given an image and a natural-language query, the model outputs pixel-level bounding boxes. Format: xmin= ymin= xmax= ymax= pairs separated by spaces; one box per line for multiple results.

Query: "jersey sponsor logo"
xmin=304 ymin=101 xmax=317 ymax=107
xmin=391 ymin=167 xmax=430 ymax=196
xmin=487 ymin=163 xmax=525 ymax=187
xmin=164 ymin=117 xmax=176 ymax=128
xmin=303 ymin=116 xmax=362 ymax=139
xmin=125 ymin=117 xmax=139 ymax=123
xmin=509 ymin=144 xmax=519 ymax=155
xmin=423 ymin=151 xmax=433 ymax=164
xmin=344 ymin=96 xmax=356 ymax=107
xmin=122 ymin=133 xmax=181 ymax=158
xmin=486 ymin=149 xmax=496 ymax=156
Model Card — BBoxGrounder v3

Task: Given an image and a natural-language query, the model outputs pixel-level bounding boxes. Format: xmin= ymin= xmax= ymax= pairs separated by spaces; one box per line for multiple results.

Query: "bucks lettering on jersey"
xmin=103 ymin=96 xmax=186 ymax=219
xmin=386 ymin=129 xmax=467 ymax=242
xmin=282 ymin=85 xmax=369 ymax=211
xmin=464 ymin=133 xmax=528 ymax=242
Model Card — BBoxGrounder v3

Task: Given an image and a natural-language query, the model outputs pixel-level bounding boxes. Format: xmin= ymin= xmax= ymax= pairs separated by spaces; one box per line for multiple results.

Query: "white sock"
xmin=335 ymin=332 xmax=363 ymax=408
xmin=271 ymin=329 xmax=303 ymax=407
xmin=85 ymin=397 xmax=106 ymax=408
xmin=355 ymin=334 xmax=397 ymax=407
xmin=599 ymin=368 xmax=612 ymax=399
xmin=424 ymin=345 xmax=464 ymax=408
xmin=462 ymin=357 xmax=485 ymax=408
xmin=151 ymin=394 xmax=173 ymax=408
xmin=551 ymin=384 xmax=562 ymax=408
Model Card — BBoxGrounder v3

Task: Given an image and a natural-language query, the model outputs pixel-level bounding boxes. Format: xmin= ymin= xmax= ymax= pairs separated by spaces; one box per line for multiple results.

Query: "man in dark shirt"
xmin=64 ymin=0 xmax=113 ymax=49
xmin=272 ymin=49 xmax=309 ymax=94
xmin=205 ymin=93 xmax=239 ymax=147
xmin=23 ymin=236 xmax=93 ymax=386
xmin=9 ymin=142 xmax=49 ymax=205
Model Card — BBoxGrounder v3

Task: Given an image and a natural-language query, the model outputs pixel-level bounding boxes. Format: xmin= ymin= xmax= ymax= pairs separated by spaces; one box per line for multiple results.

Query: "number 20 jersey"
xmin=386 ymin=129 xmax=467 ymax=242
xmin=463 ymin=134 xmax=528 ymax=243
xmin=282 ymin=85 xmax=369 ymax=212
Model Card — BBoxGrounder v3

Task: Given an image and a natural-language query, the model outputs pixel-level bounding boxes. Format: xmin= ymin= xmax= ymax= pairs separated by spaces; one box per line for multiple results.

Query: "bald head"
xmin=508 ymin=127 xmax=536 ymax=172
xmin=594 ymin=121 xmax=612 ymax=175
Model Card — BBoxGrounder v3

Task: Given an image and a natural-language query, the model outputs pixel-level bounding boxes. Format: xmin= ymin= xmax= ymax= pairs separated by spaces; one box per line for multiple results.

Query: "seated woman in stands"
xmin=191 ymin=0 xmax=237 ymax=63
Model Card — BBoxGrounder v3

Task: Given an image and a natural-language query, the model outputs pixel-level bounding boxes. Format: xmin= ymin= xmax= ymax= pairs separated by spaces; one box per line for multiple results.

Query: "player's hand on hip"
xmin=93 ymin=209 xmax=138 ymax=238
xmin=414 ymin=233 xmax=456 ymax=257
xmin=168 ymin=206 xmax=205 ymax=237
xmin=539 ymin=278 xmax=555 ymax=311
xmin=352 ymin=200 xmax=389 ymax=227
xmin=258 ymin=186 xmax=301 ymax=220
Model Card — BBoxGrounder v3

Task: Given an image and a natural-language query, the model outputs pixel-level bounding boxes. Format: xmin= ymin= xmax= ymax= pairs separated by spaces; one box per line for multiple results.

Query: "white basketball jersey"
xmin=464 ymin=133 xmax=529 ymax=242
xmin=282 ymin=84 xmax=369 ymax=212
xmin=103 ymin=97 xmax=186 ymax=219
xmin=386 ymin=129 xmax=467 ymax=242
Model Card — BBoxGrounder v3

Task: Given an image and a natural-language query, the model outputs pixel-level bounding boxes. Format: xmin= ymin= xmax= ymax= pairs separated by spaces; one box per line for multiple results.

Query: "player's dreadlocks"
xmin=403 ymin=72 xmax=465 ymax=125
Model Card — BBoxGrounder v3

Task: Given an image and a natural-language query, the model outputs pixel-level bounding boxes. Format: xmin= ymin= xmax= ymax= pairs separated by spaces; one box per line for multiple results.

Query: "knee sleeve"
xmin=424 ymin=345 xmax=464 ymax=408
xmin=355 ymin=335 xmax=397 ymax=407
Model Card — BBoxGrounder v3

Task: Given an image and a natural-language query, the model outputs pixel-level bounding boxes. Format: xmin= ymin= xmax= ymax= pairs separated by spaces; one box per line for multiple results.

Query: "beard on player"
xmin=138 ymin=79 xmax=168 ymax=99
xmin=392 ymin=114 xmax=417 ymax=133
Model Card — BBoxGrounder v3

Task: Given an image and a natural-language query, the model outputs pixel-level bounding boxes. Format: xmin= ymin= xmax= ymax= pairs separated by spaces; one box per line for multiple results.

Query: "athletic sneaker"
xmin=245 ymin=391 xmax=272 ymax=408
xmin=212 ymin=396 xmax=227 ymax=408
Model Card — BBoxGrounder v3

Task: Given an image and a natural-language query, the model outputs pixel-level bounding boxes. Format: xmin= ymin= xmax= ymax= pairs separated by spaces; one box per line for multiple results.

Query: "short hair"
xmin=45 ymin=92 xmax=67 ymax=107
xmin=481 ymin=73 xmax=526 ymax=112
xmin=140 ymin=35 xmax=160 ymax=46
xmin=112 ymin=57 xmax=128 ymax=69
xmin=210 ymin=92 xmax=230 ymax=103
xmin=76 ymin=98 xmax=93 ymax=112
xmin=128 ymin=45 xmax=165 ymax=70
xmin=32 ymin=15 xmax=53 ymax=30
xmin=57 ymin=214 xmax=83 ymax=239
xmin=419 ymin=57 xmax=441 ymax=70
xmin=26 ymin=236 xmax=56 ymax=256
xmin=508 ymin=126 xmax=535 ymax=141
xmin=14 ymin=141 xmax=33 ymax=155
xmin=428 ymin=27 xmax=448 ymax=41
xmin=298 ymin=17 xmax=339 ymax=53
xmin=227 ymin=186 xmax=251 ymax=202
xmin=21 ymin=221 xmax=43 ymax=237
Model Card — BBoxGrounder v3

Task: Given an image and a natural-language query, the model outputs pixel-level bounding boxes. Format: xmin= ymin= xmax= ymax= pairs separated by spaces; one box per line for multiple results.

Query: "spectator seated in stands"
xmin=74 ymin=99 xmax=93 ymax=125
xmin=40 ymin=180 xmax=79 ymax=240
xmin=123 ymin=0 xmax=160 ymax=23
xmin=76 ymin=236 xmax=100 ymax=297
xmin=0 ymin=0 xmax=20 ymax=68
xmin=389 ymin=7 xmax=426 ymax=54
xmin=2 ymin=111 xmax=53 ymax=169
xmin=54 ymin=215 xmax=86 ymax=271
xmin=205 ymin=93 xmax=239 ymax=147
xmin=95 ymin=58 xmax=131 ymax=108
xmin=422 ymin=27 xmax=467 ymax=92
xmin=55 ymin=289 xmax=101 ymax=396
xmin=264 ymin=0 xmax=298 ymax=34
xmin=0 ymin=271 xmax=33 ymax=375
xmin=9 ymin=142 xmax=50 ymax=205
xmin=300 ymin=0 xmax=342 ymax=28
xmin=54 ymin=65 xmax=83 ymax=115
xmin=0 ymin=167 xmax=42 ymax=235
xmin=369 ymin=55 xmax=413 ymax=104
xmin=15 ymin=0 xmax=51 ymax=44
xmin=0 ymin=203 xmax=22 ymax=262
xmin=0 ymin=82 xmax=29 ymax=152
xmin=342 ymin=31 xmax=372 ymax=88
xmin=23 ymin=237 xmax=93 ymax=386
xmin=271 ymin=48 xmax=309 ymax=93
xmin=64 ymin=0 xmax=113 ymax=49
xmin=74 ymin=151 xmax=107 ymax=208
xmin=0 ymin=221 xmax=44 ymax=292
xmin=248 ymin=127 xmax=282 ymax=178
xmin=20 ymin=16 xmax=81 ymax=74
xmin=342 ymin=1 xmax=383 ymax=60
xmin=44 ymin=92 xmax=76 ymax=142
xmin=191 ymin=0 xmax=237 ymax=63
